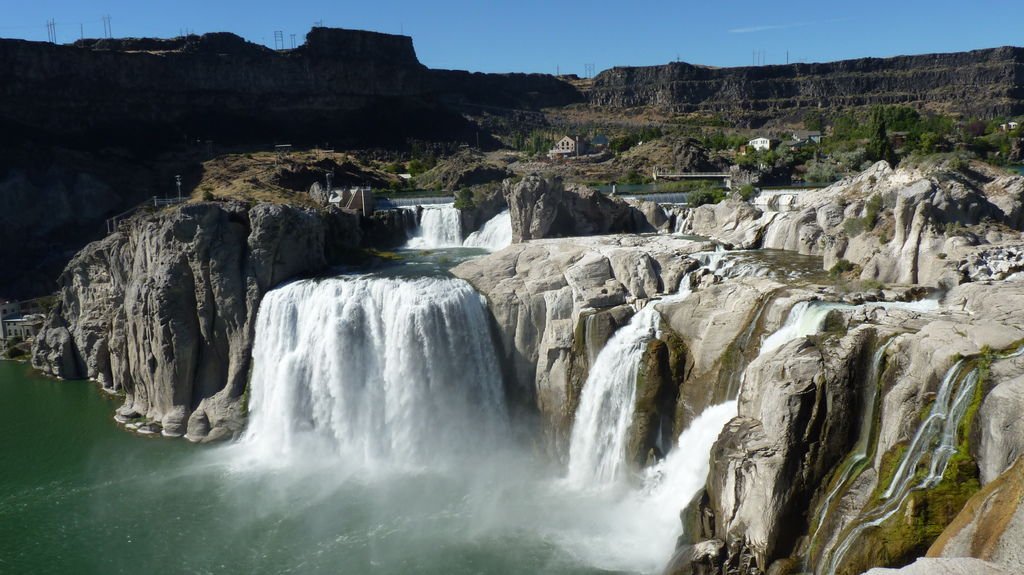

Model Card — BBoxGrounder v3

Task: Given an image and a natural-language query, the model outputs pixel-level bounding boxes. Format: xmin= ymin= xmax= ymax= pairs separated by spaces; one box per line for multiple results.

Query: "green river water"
xmin=0 ymin=352 xmax=669 ymax=575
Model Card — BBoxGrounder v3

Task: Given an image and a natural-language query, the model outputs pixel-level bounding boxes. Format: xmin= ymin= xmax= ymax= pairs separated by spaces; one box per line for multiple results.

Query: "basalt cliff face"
xmin=587 ymin=46 xmax=1024 ymax=125
xmin=0 ymin=27 xmax=581 ymax=148
xmin=31 ymin=202 xmax=365 ymax=441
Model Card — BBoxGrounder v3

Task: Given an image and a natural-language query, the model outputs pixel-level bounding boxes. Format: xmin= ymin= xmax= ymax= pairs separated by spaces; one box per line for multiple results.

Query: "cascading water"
xmin=807 ymin=339 xmax=893 ymax=564
xmin=406 ymin=205 xmax=463 ymax=249
xmin=821 ymin=346 xmax=1024 ymax=575
xmin=242 ymin=275 xmax=508 ymax=466
xmin=760 ymin=301 xmax=842 ymax=355
xmin=463 ymin=210 xmax=512 ymax=251
xmin=566 ymin=303 xmax=667 ymax=487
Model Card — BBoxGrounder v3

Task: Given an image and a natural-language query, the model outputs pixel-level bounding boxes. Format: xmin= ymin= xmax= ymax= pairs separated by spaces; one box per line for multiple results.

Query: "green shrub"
xmin=829 ymin=259 xmax=856 ymax=278
xmin=453 ymin=188 xmax=475 ymax=210
xmin=687 ymin=188 xmax=726 ymax=207
xmin=865 ymin=194 xmax=883 ymax=228
xmin=844 ymin=217 xmax=868 ymax=237
xmin=737 ymin=184 xmax=756 ymax=201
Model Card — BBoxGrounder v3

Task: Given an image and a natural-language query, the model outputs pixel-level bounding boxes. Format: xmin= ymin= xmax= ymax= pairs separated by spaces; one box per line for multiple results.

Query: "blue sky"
xmin=3 ymin=1 xmax=1023 ymax=73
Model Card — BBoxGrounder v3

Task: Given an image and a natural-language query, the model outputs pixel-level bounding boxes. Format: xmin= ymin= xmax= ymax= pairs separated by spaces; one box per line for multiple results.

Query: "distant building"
xmin=791 ymin=130 xmax=823 ymax=144
xmin=590 ymin=134 xmax=610 ymax=149
xmin=748 ymin=137 xmax=777 ymax=152
xmin=328 ymin=186 xmax=375 ymax=216
xmin=548 ymin=135 xmax=589 ymax=159
xmin=0 ymin=300 xmax=43 ymax=343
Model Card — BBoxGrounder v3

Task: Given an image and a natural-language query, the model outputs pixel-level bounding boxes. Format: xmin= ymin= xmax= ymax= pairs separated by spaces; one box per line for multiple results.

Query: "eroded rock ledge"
xmin=31 ymin=201 xmax=363 ymax=442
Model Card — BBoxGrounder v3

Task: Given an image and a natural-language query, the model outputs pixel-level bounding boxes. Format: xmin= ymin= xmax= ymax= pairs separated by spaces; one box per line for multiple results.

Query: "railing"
xmin=153 ymin=196 xmax=186 ymax=208
xmin=105 ymin=196 xmax=187 ymax=235
xmin=376 ymin=196 xmax=454 ymax=209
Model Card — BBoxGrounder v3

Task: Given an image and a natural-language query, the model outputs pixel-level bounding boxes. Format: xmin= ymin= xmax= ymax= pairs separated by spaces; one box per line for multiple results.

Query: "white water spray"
xmin=463 ymin=210 xmax=512 ymax=251
xmin=242 ymin=275 xmax=507 ymax=467
xmin=406 ymin=205 xmax=463 ymax=249
xmin=566 ymin=289 xmax=693 ymax=487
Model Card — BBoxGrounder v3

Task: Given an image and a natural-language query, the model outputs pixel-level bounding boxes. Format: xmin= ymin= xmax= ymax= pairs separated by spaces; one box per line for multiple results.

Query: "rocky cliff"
xmin=588 ymin=46 xmax=1024 ymax=125
xmin=31 ymin=202 xmax=363 ymax=441
xmin=0 ymin=27 xmax=581 ymax=148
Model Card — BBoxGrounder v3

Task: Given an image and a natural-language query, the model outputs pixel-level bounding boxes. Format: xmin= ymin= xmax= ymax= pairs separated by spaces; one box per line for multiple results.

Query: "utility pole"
xmin=46 ymin=19 xmax=56 ymax=44
xmin=80 ymin=23 xmax=84 ymax=40
xmin=273 ymin=30 xmax=284 ymax=50
xmin=102 ymin=15 xmax=112 ymax=38
xmin=175 ymin=175 xmax=182 ymax=202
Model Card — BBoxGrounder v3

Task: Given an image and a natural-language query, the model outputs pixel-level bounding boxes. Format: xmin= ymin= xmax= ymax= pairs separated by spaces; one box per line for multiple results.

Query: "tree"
xmin=866 ymin=109 xmax=898 ymax=167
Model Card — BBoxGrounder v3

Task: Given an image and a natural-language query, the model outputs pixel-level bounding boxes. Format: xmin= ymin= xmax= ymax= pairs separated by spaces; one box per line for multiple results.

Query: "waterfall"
xmin=406 ymin=205 xmax=463 ymax=249
xmin=566 ymin=304 xmax=664 ymax=486
xmin=822 ymin=346 xmax=1024 ymax=574
xmin=566 ymin=290 xmax=692 ymax=487
xmin=463 ymin=210 xmax=512 ymax=251
xmin=759 ymin=301 xmax=841 ymax=355
xmin=242 ymin=275 xmax=508 ymax=466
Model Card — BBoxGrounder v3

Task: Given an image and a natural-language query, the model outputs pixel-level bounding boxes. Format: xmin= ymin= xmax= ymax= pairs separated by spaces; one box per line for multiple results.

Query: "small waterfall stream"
xmin=807 ymin=339 xmax=893 ymax=563
xmin=821 ymin=345 xmax=1024 ymax=574
xmin=406 ymin=205 xmax=463 ymax=249
xmin=463 ymin=210 xmax=512 ymax=251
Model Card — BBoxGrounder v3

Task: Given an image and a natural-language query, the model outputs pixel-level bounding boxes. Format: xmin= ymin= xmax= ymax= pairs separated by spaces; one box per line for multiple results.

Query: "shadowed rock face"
xmin=31 ymin=202 xmax=363 ymax=442
xmin=587 ymin=46 xmax=1024 ymax=125
xmin=0 ymin=27 xmax=582 ymax=148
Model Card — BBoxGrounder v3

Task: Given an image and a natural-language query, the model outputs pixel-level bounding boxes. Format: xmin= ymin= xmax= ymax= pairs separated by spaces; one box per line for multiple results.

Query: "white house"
xmin=548 ymin=135 xmax=587 ymax=159
xmin=749 ymin=137 xmax=775 ymax=152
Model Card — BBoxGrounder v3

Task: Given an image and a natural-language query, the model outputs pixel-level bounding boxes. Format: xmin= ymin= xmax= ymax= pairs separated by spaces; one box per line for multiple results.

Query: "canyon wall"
xmin=588 ymin=46 xmax=1024 ymax=125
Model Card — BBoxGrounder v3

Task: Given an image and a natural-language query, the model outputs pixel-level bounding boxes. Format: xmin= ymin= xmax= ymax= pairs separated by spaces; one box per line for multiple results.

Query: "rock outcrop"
xmin=676 ymin=160 xmax=1024 ymax=286
xmin=451 ymin=235 xmax=709 ymax=451
xmin=31 ymin=202 xmax=362 ymax=441
xmin=677 ymin=281 xmax=1024 ymax=575
xmin=504 ymin=175 xmax=659 ymax=242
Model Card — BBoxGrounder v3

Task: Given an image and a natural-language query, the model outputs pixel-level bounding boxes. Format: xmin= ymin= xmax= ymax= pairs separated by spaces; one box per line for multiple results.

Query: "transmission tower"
xmin=584 ymin=63 xmax=595 ymax=78
xmin=102 ymin=15 xmax=112 ymax=38
xmin=46 ymin=19 xmax=56 ymax=43
xmin=273 ymin=30 xmax=284 ymax=50
xmin=290 ymin=33 xmax=296 ymax=49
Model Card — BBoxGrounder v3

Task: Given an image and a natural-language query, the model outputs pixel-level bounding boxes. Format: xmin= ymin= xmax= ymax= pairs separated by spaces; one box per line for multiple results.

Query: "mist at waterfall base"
xmin=218 ymin=271 xmax=720 ymax=574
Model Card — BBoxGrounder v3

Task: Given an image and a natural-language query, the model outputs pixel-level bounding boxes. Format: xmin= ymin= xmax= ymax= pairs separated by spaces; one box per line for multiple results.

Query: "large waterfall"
xmin=463 ymin=210 xmax=512 ymax=251
xmin=407 ymin=205 xmax=463 ymax=249
xmin=242 ymin=275 xmax=507 ymax=466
